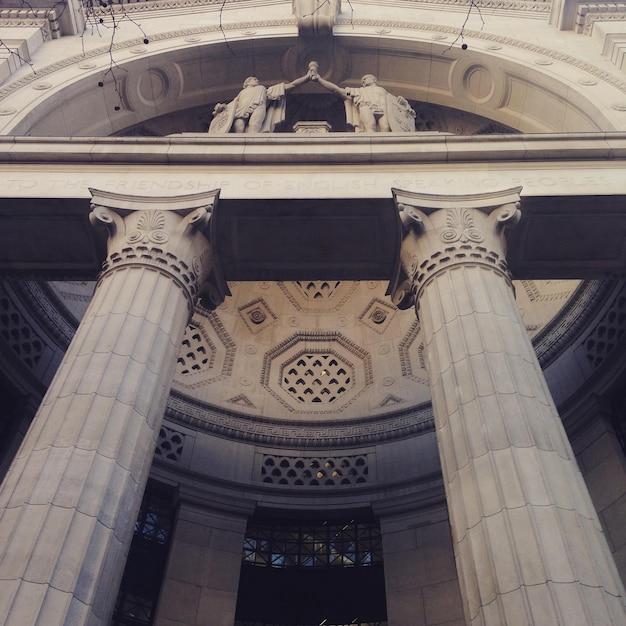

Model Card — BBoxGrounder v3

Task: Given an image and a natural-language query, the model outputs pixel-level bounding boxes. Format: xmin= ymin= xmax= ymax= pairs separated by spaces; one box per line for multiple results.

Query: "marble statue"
xmin=310 ymin=69 xmax=416 ymax=132
xmin=209 ymin=73 xmax=310 ymax=134
xmin=208 ymin=62 xmax=416 ymax=133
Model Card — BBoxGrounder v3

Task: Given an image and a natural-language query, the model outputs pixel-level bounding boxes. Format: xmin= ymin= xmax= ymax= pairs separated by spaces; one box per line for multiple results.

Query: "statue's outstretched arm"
xmin=284 ymin=73 xmax=311 ymax=92
xmin=311 ymin=74 xmax=349 ymax=99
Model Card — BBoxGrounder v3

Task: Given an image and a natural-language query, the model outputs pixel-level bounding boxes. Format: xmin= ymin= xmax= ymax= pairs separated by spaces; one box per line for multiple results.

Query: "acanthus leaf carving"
xmin=127 ymin=210 xmax=169 ymax=245
xmin=441 ymin=207 xmax=484 ymax=244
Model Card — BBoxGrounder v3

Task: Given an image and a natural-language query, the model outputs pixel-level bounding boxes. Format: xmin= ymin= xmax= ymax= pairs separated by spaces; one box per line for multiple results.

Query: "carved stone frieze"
xmin=166 ymin=392 xmax=435 ymax=447
xmin=576 ymin=3 xmax=626 ymax=35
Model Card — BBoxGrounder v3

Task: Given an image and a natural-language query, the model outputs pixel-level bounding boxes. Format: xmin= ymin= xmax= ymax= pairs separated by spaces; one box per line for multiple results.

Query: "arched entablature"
xmin=1 ymin=16 xmax=625 ymax=136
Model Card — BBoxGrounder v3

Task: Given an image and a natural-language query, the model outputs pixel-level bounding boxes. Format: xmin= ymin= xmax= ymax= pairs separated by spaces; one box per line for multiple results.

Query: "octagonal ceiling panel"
xmin=46 ymin=277 xmax=581 ymax=424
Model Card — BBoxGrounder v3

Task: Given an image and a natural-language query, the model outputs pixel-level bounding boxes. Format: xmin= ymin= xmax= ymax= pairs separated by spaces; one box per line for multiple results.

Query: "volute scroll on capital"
xmin=89 ymin=188 xmax=228 ymax=314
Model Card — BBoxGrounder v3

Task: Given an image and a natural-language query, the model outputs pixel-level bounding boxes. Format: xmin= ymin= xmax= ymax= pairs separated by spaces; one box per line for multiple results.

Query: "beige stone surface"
xmin=1 ymin=2 xmax=626 ymax=624
xmin=155 ymin=502 xmax=249 ymax=626
xmin=398 ymin=189 xmax=626 ymax=624
xmin=0 ymin=192 xmax=216 ymax=625
xmin=380 ymin=509 xmax=464 ymax=626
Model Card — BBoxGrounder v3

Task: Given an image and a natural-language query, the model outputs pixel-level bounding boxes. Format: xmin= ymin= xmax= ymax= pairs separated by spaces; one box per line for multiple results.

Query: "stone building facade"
xmin=1 ymin=1 xmax=626 ymax=625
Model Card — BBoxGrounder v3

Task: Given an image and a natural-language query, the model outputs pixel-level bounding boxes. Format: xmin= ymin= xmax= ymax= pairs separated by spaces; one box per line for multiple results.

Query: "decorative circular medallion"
xmin=463 ymin=64 xmax=495 ymax=103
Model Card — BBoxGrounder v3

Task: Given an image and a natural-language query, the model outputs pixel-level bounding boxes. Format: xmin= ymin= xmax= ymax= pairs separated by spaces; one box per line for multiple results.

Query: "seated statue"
xmin=310 ymin=69 xmax=416 ymax=133
xmin=209 ymin=73 xmax=310 ymax=134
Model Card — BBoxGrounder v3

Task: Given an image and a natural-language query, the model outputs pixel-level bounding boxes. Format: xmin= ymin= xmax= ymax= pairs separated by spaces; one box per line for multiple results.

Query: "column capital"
xmin=389 ymin=187 xmax=522 ymax=309
xmin=89 ymin=189 xmax=228 ymax=314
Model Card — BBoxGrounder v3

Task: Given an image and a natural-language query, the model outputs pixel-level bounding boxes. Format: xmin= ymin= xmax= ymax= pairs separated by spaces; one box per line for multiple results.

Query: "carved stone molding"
xmin=576 ymin=3 xmax=626 ymax=35
xmin=3 ymin=13 xmax=624 ymax=115
xmin=165 ymin=392 xmax=435 ymax=447
xmin=408 ymin=0 xmax=550 ymax=14
xmin=0 ymin=12 xmax=55 ymax=38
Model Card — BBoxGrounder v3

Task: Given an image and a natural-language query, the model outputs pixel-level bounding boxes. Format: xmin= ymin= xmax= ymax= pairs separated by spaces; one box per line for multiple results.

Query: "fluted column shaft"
xmin=395 ymin=188 xmax=626 ymax=625
xmin=0 ymin=190 xmax=219 ymax=626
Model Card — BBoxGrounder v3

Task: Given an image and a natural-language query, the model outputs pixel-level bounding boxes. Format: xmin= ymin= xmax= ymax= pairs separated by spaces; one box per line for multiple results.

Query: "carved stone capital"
xmin=89 ymin=189 xmax=227 ymax=314
xmin=391 ymin=187 xmax=522 ymax=305
xmin=293 ymin=0 xmax=341 ymax=36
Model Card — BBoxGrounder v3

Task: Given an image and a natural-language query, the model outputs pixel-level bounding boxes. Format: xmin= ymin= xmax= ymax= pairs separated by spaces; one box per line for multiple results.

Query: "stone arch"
xmin=0 ymin=26 xmax=619 ymax=135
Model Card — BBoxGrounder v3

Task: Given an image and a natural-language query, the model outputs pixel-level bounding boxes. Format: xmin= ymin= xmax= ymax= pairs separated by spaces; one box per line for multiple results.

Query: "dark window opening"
xmin=613 ymin=390 xmax=626 ymax=457
xmin=235 ymin=511 xmax=387 ymax=626
xmin=0 ymin=380 xmax=22 ymax=482
xmin=111 ymin=480 xmax=176 ymax=626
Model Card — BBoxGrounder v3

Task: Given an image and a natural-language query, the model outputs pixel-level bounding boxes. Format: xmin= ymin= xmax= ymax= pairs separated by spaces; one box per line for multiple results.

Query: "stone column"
xmin=392 ymin=187 xmax=626 ymax=625
xmin=0 ymin=189 xmax=220 ymax=626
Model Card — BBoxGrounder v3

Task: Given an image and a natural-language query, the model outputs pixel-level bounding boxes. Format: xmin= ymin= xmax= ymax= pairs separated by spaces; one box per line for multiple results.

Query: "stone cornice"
xmin=576 ymin=2 xmax=626 ymax=35
xmin=1 ymin=132 xmax=626 ymax=167
xmin=365 ymin=0 xmax=551 ymax=17
xmin=165 ymin=391 xmax=436 ymax=447
xmin=0 ymin=10 xmax=56 ymax=39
